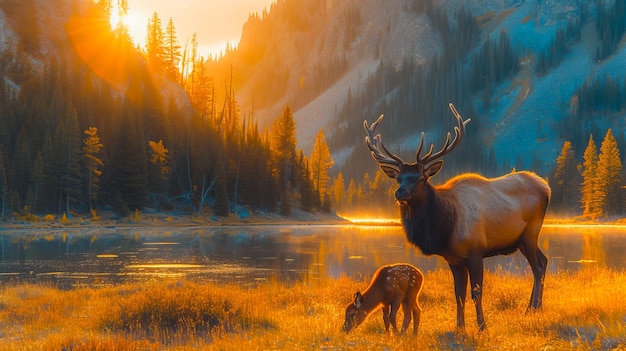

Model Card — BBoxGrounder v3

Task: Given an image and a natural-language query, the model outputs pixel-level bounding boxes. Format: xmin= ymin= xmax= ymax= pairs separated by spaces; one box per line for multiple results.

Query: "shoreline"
xmin=4 ymin=209 xmax=626 ymax=230
xmin=0 ymin=207 xmax=352 ymax=230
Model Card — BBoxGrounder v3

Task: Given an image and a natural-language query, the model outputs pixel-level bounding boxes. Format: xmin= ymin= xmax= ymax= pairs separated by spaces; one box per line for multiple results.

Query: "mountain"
xmin=218 ymin=0 xmax=626 ymax=182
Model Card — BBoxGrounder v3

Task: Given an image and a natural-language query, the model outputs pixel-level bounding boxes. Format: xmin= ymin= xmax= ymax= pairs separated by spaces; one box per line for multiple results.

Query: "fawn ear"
xmin=354 ymin=292 xmax=363 ymax=308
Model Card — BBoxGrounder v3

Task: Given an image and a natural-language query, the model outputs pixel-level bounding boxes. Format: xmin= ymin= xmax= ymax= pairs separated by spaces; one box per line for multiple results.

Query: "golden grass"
xmin=0 ymin=268 xmax=625 ymax=350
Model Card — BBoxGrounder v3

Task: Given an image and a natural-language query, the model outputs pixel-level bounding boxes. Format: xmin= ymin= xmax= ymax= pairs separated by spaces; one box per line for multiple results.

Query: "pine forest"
xmin=1 ymin=0 xmax=626 ymax=221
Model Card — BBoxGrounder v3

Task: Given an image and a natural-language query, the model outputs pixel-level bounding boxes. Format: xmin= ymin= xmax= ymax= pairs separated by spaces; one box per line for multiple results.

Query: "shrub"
xmin=98 ymin=282 xmax=275 ymax=344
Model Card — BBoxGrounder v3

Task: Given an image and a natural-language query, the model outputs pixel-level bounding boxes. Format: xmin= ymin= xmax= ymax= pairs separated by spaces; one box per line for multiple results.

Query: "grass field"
xmin=0 ymin=268 xmax=625 ymax=350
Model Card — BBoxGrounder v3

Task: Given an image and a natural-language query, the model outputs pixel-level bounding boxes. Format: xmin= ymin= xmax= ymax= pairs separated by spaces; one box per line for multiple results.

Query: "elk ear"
xmin=354 ymin=292 xmax=363 ymax=308
xmin=425 ymin=160 xmax=443 ymax=178
xmin=380 ymin=165 xmax=399 ymax=179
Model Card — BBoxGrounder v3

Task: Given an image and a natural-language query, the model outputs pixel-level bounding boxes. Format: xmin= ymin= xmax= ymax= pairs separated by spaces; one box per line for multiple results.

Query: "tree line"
xmin=0 ymin=1 xmax=335 ymax=219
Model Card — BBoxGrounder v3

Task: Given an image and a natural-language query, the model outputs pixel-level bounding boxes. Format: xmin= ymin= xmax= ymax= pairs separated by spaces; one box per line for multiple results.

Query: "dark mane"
xmin=400 ymin=186 xmax=456 ymax=256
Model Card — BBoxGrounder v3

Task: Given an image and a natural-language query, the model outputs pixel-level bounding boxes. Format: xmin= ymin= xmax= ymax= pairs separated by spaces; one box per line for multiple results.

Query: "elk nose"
xmin=395 ymin=188 xmax=410 ymax=201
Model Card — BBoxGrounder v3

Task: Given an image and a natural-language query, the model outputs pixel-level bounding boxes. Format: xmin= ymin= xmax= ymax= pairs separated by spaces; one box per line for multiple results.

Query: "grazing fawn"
xmin=342 ymin=263 xmax=423 ymax=335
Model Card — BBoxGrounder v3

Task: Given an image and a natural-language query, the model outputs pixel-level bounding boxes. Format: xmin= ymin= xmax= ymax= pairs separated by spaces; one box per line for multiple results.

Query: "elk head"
xmin=364 ymin=103 xmax=471 ymax=206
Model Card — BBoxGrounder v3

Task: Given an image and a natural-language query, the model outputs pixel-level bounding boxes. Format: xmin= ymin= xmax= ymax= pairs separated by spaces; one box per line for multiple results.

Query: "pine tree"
xmin=299 ymin=156 xmax=315 ymax=211
xmin=361 ymin=173 xmax=371 ymax=203
xmin=55 ymin=108 xmax=83 ymax=214
xmin=163 ymin=17 xmax=182 ymax=81
xmin=597 ymin=129 xmax=622 ymax=216
xmin=82 ymin=127 xmax=104 ymax=212
xmin=0 ymin=152 xmax=8 ymax=216
xmin=580 ymin=135 xmax=599 ymax=219
xmin=332 ymin=172 xmax=345 ymax=211
xmin=13 ymin=131 xmax=31 ymax=203
xmin=41 ymin=132 xmax=56 ymax=213
xmin=309 ymin=129 xmax=334 ymax=206
xmin=552 ymin=141 xmax=580 ymax=212
xmin=271 ymin=105 xmax=297 ymax=206
xmin=30 ymin=151 xmax=44 ymax=213
xmin=105 ymin=107 xmax=147 ymax=214
xmin=346 ymin=178 xmax=356 ymax=208
xmin=145 ymin=12 xmax=166 ymax=71
xmin=213 ymin=162 xmax=230 ymax=216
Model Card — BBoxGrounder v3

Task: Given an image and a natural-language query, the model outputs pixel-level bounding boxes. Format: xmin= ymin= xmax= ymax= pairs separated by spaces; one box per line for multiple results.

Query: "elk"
xmin=364 ymin=103 xmax=551 ymax=331
xmin=342 ymin=263 xmax=423 ymax=336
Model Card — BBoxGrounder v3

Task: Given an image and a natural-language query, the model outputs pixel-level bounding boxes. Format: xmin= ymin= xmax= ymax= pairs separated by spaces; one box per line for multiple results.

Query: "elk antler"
xmin=417 ymin=103 xmax=471 ymax=166
xmin=364 ymin=115 xmax=404 ymax=171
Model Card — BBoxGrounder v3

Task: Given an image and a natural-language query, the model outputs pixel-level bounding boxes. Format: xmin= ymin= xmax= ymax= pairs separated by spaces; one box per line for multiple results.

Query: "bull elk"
xmin=342 ymin=263 xmax=423 ymax=336
xmin=364 ymin=103 xmax=551 ymax=331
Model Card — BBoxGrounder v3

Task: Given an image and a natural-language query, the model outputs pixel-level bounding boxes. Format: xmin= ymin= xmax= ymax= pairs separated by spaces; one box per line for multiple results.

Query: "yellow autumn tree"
xmin=309 ymin=129 xmax=334 ymax=205
xmin=596 ymin=129 xmax=622 ymax=217
xmin=580 ymin=135 xmax=598 ymax=219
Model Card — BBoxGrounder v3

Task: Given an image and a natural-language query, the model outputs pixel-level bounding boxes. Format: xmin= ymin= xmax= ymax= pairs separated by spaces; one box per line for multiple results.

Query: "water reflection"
xmin=0 ymin=224 xmax=624 ymax=288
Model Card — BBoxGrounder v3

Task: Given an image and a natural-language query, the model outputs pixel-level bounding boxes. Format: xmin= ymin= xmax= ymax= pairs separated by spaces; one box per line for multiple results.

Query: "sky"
xmin=121 ymin=0 xmax=275 ymax=58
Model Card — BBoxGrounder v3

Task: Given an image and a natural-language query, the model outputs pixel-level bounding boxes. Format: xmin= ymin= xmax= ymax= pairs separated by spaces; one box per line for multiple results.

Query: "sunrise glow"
xmin=340 ymin=215 xmax=401 ymax=225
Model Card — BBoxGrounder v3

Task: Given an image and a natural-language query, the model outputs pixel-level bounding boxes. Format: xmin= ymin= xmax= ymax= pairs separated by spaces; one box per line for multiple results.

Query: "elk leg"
xmin=468 ymin=256 xmax=486 ymax=331
xmin=520 ymin=239 xmax=546 ymax=312
xmin=535 ymin=248 xmax=548 ymax=309
xmin=449 ymin=264 xmax=468 ymax=330
xmin=381 ymin=304 xmax=391 ymax=332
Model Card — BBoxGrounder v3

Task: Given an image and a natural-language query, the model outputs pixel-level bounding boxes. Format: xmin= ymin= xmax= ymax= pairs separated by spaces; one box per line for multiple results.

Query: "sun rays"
xmin=67 ymin=4 xmax=144 ymax=94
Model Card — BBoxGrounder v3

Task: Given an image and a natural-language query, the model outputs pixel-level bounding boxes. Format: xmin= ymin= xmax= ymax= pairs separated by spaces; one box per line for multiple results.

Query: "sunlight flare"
xmin=67 ymin=5 xmax=139 ymax=90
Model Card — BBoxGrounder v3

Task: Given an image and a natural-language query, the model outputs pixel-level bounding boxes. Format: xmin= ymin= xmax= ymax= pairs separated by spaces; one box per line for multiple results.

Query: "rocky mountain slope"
xmin=224 ymin=0 xmax=626 ymax=178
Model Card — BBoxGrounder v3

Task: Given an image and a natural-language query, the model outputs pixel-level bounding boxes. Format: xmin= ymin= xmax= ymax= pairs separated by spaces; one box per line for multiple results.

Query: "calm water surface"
xmin=0 ymin=224 xmax=624 ymax=288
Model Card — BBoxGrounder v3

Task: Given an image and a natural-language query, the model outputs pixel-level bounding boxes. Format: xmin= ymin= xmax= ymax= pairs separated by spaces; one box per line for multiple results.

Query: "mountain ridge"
xmin=224 ymin=0 xmax=626 ymax=179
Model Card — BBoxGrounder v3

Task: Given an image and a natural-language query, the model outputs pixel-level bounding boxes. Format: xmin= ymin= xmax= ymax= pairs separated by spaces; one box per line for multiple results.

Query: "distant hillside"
xmin=216 ymin=0 xmax=626 ymax=183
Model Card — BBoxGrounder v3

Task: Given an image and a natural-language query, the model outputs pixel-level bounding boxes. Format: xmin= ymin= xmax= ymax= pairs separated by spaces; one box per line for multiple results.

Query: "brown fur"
xmin=364 ymin=105 xmax=551 ymax=331
xmin=342 ymin=263 xmax=423 ymax=336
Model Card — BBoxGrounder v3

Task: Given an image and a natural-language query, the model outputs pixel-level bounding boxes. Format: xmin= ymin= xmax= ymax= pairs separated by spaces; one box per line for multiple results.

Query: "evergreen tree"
xmin=82 ymin=127 xmax=104 ymax=212
xmin=163 ymin=17 xmax=182 ymax=81
xmin=30 ymin=151 xmax=44 ymax=213
xmin=145 ymin=12 xmax=166 ymax=71
xmin=298 ymin=156 xmax=315 ymax=211
xmin=597 ymin=129 xmax=622 ymax=216
xmin=105 ymin=107 xmax=147 ymax=214
xmin=13 ymin=131 xmax=31 ymax=203
xmin=580 ymin=135 xmax=599 ymax=219
xmin=0 ymin=152 xmax=8 ymax=216
xmin=552 ymin=141 xmax=580 ymax=212
xmin=213 ymin=162 xmax=230 ymax=216
xmin=331 ymin=172 xmax=345 ymax=211
xmin=41 ymin=132 xmax=56 ymax=213
xmin=346 ymin=178 xmax=356 ymax=208
xmin=361 ymin=172 xmax=371 ymax=203
xmin=271 ymin=105 xmax=297 ymax=209
xmin=309 ymin=129 xmax=334 ymax=206
xmin=55 ymin=108 xmax=83 ymax=214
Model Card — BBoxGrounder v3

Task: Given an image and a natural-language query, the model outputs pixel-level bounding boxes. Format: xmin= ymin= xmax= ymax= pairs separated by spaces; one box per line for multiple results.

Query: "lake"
xmin=0 ymin=224 xmax=624 ymax=288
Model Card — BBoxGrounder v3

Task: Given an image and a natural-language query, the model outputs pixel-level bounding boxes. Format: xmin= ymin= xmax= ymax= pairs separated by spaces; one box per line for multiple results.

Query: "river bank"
xmin=0 ymin=206 xmax=351 ymax=230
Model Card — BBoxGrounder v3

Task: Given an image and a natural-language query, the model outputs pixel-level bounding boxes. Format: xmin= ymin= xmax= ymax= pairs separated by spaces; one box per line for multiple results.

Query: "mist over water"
xmin=0 ymin=224 xmax=624 ymax=288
